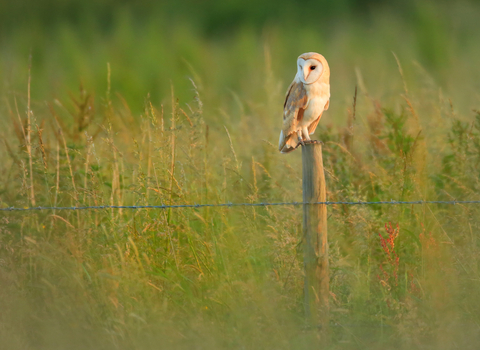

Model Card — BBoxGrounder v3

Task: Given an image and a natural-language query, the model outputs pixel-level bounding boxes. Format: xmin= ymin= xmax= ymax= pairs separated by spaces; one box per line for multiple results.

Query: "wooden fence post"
xmin=302 ymin=142 xmax=329 ymax=325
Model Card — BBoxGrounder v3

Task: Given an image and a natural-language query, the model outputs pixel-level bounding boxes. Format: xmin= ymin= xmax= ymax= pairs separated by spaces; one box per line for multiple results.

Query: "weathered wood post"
xmin=302 ymin=142 xmax=329 ymax=325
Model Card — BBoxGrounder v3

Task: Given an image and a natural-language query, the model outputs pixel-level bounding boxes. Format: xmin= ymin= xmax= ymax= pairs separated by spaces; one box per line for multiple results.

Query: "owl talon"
xmin=305 ymin=140 xmax=323 ymax=145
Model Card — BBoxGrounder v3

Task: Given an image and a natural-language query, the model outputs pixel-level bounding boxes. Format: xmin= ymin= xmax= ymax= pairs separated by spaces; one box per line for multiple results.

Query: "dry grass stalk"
xmin=392 ymin=51 xmax=408 ymax=96
xmin=36 ymin=123 xmax=48 ymax=172
xmin=84 ymin=138 xmax=90 ymax=205
xmin=110 ymin=140 xmax=122 ymax=217
xmin=53 ymin=115 xmax=78 ymax=202
xmin=13 ymin=97 xmax=27 ymax=143
xmin=146 ymin=123 xmax=152 ymax=203
xmin=251 ymin=156 xmax=258 ymax=220
xmin=53 ymin=141 xmax=60 ymax=216
xmin=26 ymin=55 xmax=36 ymax=206
xmin=168 ymin=84 xmax=176 ymax=223
xmin=179 ymin=107 xmax=193 ymax=127
xmin=224 ymin=125 xmax=239 ymax=171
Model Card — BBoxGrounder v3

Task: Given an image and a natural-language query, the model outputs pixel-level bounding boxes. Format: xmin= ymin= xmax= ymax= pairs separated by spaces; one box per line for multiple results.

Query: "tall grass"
xmin=1 ymin=2 xmax=480 ymax=349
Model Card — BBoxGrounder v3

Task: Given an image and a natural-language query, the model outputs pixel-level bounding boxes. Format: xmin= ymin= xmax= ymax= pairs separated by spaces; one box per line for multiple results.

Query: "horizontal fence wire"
xmin=1 ymin=200 xmax=480 ymax=212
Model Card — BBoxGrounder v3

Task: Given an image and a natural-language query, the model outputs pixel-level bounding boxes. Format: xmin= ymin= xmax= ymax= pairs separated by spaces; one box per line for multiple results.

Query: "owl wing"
xmin=278 ymin=80 xmax=308 ymax=152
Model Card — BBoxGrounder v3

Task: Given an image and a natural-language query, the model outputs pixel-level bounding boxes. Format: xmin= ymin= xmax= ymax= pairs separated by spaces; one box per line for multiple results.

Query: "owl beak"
xmin=304 ymin=66 xmax=311 ymax=81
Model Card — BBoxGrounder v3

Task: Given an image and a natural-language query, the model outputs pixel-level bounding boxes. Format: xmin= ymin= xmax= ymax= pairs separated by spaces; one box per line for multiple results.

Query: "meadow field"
xmin=1 ymin=0 xmax=480 ymax=349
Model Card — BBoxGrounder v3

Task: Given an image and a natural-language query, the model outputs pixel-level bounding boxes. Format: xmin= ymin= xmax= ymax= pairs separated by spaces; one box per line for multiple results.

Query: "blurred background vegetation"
xmin=1 ymin=0 xmax=480 ymax=349
xmin=1 ymin=0 xmax=480 ymax=113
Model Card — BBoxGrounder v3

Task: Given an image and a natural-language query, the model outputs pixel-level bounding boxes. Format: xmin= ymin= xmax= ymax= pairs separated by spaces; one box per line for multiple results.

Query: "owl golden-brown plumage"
xmin=278 ymin=52 xmax=330 ymax=153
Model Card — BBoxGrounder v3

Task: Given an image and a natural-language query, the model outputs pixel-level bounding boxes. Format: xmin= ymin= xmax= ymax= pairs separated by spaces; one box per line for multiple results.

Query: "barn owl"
xmin=278 ymin=52 xmax=330 ymax=153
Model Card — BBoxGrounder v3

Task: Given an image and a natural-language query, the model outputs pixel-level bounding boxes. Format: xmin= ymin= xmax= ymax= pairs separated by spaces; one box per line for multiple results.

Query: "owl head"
xmin=296 ymin=52 xmax=330 ymax=85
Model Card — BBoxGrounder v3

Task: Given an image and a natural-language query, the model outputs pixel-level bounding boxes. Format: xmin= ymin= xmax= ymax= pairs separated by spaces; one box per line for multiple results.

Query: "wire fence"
xmin=1 ymin=200 xmax=480 ymax=212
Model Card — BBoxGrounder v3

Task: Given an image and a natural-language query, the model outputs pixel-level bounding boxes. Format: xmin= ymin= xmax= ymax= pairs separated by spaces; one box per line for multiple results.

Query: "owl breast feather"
xmin=299 ymin=84 xmax=329 ymax=129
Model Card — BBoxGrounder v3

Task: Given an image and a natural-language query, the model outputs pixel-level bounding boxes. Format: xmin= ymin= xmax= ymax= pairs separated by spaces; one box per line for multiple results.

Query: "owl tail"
xmin=279 ymin=130 xmax=300 ymax=153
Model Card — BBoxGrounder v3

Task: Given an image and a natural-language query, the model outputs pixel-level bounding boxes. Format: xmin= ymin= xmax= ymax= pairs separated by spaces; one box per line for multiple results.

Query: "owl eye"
xmin=310 ymin=66 xmax=316 ymax=70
